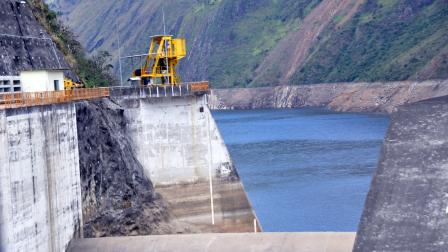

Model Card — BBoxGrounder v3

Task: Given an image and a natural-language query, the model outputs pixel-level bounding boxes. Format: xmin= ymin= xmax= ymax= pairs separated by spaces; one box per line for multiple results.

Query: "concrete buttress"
xmin=0 ymin=104 xmax=82 ymax=252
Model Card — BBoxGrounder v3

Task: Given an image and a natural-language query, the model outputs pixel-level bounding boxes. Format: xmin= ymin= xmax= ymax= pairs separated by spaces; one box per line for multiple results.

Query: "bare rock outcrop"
xmin=209 ymin=79 xmax=448 ymax=113
xmin=0 ymin=0 xmax=75 ymax=78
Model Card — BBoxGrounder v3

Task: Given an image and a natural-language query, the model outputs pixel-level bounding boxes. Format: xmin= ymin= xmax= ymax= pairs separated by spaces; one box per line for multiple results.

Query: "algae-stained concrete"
xmin=354 ymin=96 xmax=448 ymax=251
xmin=0 ymin=104 xmax=82 ymax=252
xmin=68 ymin=232 xmax=356 ymax=252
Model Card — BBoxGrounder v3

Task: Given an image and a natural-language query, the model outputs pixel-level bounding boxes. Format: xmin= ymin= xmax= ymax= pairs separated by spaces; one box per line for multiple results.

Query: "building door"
xmin=54 ymin=80 xmax=59 ymax=91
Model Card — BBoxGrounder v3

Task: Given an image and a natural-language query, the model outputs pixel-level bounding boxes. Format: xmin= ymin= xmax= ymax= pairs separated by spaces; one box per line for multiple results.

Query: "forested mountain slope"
xmin=46 ymin=0 xmax=448 ymax=88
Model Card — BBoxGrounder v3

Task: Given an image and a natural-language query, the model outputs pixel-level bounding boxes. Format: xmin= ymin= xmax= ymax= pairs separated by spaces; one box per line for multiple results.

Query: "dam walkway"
xmin=0 ymin=81 xmax=209 ymax=109
xmin=68 ymin=232 xmax=356 ymax=252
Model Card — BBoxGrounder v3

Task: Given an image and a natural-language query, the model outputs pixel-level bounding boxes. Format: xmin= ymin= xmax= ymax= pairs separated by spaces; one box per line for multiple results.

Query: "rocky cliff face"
xmin=75 ymin=99 xmax=173 ymax=237
xmin=0 ymin=0 xmax=72 ymax=76
xmin=209 ymin=79 xmax=448 ymax=113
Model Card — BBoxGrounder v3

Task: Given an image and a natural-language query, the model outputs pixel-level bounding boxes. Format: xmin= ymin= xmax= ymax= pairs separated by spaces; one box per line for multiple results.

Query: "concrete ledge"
xmin=68 ymin=232 xmax=356 ymax=252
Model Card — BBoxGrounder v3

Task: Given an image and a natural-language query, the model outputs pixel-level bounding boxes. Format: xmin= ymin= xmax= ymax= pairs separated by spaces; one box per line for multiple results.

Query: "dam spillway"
xmin=0 ymin=89 xmax=259 ymax=251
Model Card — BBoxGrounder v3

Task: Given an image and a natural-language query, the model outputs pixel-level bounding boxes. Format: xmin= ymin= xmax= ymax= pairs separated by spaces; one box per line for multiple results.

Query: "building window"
xmin=0 ymin=77 xmax=20 ymax=93
xmin=54 ymin=80 xmax=59 ymax=91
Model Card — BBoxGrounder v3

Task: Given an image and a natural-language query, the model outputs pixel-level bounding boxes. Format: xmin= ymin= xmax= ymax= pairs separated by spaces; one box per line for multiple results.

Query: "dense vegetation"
xmin=183 ymin=0 xmax=323 ymax=87
xmin=291 ymin=0 xmax=448 ymax=84
xmin=29 ymin=0 xmax=116 ymax=87
xmin=48 ymin=0 xmax=448 ymax=87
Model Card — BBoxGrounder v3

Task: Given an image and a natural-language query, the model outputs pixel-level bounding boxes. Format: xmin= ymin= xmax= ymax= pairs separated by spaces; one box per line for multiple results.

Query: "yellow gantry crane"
xmin=132 ymin=35 xmax=186 ymax=86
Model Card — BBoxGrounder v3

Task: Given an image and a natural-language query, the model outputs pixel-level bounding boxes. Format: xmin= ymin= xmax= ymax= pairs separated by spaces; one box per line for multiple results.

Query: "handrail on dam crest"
xmin=109 ymin=81 xmax=210 ymax=98
xmin=0 ymin=88 xmax=110 ymax=109
xmin=0 ymin=82 xmax=209 ymax=109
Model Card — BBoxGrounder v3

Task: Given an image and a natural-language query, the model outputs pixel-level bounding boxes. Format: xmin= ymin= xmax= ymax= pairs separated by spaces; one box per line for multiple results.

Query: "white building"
xmin=20 ymin=69 xmax=65 ymax=92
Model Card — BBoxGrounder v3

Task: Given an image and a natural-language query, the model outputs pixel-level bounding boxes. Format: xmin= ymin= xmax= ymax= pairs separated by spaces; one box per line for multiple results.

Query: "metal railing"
xmin=190 ymin=81 xmax=209 ymax=93
xmin=0 ymin=88 xmax=110 ymax=109
xmin=0 ymin=81 xmax=209 ymax=109
xmin=110 ymin=81 xmax=210 ymax=98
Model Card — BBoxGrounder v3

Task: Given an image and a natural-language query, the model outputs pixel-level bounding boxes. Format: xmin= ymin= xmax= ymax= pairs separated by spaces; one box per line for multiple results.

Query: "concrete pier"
xmin=118 ymin=95 xmax=234 ymax=185
xmin=112 ymin=93 xmax=260 ymax=232
xmin=0 ymin=104 xmax=83 ymax=252
xmin=354 ymin=96 xmax=448 ymax=251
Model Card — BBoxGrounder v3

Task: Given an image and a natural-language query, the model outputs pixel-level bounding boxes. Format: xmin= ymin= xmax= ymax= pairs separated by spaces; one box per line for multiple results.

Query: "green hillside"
xmin=181 ymin=0 xmax=322 ymax=87
xmin=47 ymin=0 xmax=448 ymax=87
xmin=291 ymin=0 xmax=448 ymax=84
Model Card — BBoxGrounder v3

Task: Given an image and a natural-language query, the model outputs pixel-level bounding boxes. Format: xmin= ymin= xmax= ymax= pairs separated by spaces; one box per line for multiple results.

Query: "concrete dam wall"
xmin=118 ymin=95 xmax=234 ymax=185
xmin=112 ymin=93 xmax=260 ymax=233
xmin=0 ymin=104 xmax=83 ymax=252
xmin=354 ymin=95 xmax=448 ymax=251
xmin=0 ymin=92 xmax=259 ymax=250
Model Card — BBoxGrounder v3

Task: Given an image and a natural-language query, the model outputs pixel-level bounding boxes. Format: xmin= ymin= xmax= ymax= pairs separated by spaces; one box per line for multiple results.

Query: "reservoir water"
xmin=213 ymin=108 xmax=390 ymax=232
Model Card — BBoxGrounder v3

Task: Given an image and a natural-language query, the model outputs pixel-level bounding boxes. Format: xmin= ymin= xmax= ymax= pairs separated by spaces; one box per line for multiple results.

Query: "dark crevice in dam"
xmin=75 ymin=99 xmax=173 ymax=237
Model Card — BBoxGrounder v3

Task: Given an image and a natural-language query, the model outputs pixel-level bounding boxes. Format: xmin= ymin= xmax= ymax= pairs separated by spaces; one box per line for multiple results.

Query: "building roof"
xmin=21 ymin=67 xmax=70 ymax=72
xmin=0 ymin=0 xmax=76 ymax=79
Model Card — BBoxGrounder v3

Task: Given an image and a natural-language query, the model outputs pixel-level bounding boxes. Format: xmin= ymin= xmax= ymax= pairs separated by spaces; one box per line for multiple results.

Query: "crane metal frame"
xmin=132 ymin=35 xmax=186 ymax=86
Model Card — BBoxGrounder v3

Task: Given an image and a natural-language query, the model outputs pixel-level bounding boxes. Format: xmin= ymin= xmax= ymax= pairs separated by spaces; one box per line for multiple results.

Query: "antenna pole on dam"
xmin=206 ymin=93 xmax=216 ymax=225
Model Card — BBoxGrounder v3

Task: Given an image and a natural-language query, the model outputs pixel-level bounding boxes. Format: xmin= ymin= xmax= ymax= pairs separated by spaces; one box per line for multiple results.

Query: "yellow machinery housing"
xmin=64 ymin=78 xmax=84 ymax=90
xmin=132 ymin=35 xmax=186 ymax=86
